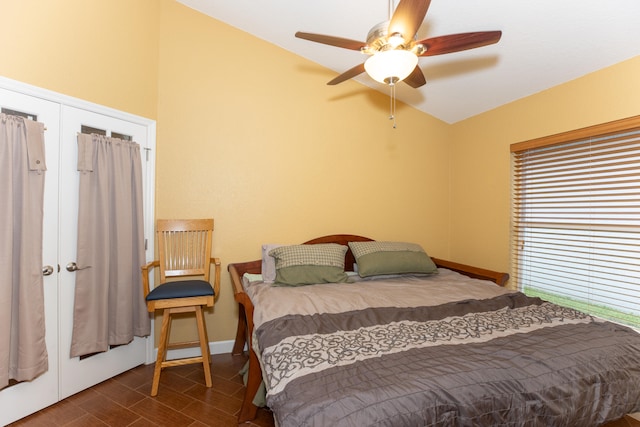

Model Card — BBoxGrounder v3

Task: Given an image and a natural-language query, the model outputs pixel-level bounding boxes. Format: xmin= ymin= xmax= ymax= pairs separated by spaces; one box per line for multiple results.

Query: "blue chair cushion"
xmin=146 ymin=280 xmax=214 ymax=301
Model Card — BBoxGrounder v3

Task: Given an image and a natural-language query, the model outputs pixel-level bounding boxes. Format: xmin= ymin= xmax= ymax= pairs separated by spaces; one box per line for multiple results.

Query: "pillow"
xmin=261 ymin=244 xmax=283 ymax=283
xmin=348 ymin=241 xmax=438 ymax=278
xmin=269 ymin=243 xmax=349 ymax=286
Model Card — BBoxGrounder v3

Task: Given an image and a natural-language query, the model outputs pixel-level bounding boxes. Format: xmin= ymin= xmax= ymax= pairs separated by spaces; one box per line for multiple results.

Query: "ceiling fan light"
xmin=388 ymin=32 xmax=405 ymax=48
xmin=364 ymin=50 xmax=418 ymax=85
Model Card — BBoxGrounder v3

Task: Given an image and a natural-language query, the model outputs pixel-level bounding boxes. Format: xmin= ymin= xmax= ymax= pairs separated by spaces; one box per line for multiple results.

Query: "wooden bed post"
xmin=232 ymin=301 xmax=247 ymax=355
xmin=229 ymin=260 xmax=262 ymax=422
xmin=238 ymin=348 xmax=261 ymax=423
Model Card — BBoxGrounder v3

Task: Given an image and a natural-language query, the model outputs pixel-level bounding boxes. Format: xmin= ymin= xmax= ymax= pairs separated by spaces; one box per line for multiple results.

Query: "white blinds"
xmin=511 ymin=117 xmax=640 ymax=328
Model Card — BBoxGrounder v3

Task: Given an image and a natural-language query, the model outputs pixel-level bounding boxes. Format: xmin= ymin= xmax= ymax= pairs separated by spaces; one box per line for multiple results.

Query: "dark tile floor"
xmin=9 ymin=353 xmax=275 ymax=427
xmin=13 ymin=353 xmax=639 ymax=427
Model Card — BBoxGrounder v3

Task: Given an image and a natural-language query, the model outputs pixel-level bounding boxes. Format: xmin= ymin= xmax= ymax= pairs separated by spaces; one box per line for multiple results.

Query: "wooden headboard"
xmin=228 ymin=233 xmax=509 ymax=288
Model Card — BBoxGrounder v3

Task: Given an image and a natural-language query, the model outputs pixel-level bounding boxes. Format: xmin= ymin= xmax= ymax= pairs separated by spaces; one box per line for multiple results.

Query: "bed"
xmin=229 ymin=234 xmax=640 ymax=426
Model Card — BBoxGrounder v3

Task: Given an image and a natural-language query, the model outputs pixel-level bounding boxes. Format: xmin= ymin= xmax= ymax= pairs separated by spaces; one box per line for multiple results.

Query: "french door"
xmin=0 ymin=78 xmax=156 ymax=425
xmin=0 ymin=86 xmax=61 ymax=425
xmin=58 ymin=106 xmax=149 ymax=399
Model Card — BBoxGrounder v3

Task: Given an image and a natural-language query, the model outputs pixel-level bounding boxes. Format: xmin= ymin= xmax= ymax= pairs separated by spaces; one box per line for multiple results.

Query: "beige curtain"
xmin=70 ymin=134 xmax=150 ymax=358
xmin=0 ymin=114 xmax=48 ymax=388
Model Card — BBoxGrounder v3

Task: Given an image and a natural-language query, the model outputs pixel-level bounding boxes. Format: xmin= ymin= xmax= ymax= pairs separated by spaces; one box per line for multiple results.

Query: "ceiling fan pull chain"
xmin=389 ymin=84 xmax=397 ymax=128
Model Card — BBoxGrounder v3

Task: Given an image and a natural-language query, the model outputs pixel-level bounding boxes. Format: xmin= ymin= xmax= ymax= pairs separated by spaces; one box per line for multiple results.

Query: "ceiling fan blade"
xmin=327 ymin=63 xmax=366 ymax=85
xmin=403 ymin=66 xmax=426 ymax=88
xmin=418 ymin=31 xmax=502 ymax=56
xmin=388 ymin=0 xmax=431 ymax=42
xmin=295 ymin=32 xmax=366 ymax=51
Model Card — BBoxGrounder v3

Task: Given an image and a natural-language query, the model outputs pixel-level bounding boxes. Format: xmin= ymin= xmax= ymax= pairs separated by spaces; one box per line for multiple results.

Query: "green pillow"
xmin=269 ymin=243 xmax=349 ymax=286
xmin=348 ymin=241 xmax=438 ymax=278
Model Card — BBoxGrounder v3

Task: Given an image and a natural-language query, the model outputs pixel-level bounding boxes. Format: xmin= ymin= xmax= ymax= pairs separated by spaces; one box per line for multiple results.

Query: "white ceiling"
xmin=177 ymin=0 xmax=640 ymax=124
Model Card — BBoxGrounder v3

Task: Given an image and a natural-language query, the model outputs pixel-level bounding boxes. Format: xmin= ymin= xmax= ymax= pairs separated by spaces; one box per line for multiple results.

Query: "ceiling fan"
xmin=295 ymin=0 xmax=502 ymax=88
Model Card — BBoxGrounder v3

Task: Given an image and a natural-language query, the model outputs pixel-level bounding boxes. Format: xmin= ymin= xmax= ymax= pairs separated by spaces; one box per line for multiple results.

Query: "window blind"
xmin=511 ymin=116 xmax=640 ymax=328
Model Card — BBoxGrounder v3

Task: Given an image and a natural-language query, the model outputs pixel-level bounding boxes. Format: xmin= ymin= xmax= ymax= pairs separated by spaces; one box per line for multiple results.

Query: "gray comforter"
xmin=245 ymin=270 xmax=640 ymax=426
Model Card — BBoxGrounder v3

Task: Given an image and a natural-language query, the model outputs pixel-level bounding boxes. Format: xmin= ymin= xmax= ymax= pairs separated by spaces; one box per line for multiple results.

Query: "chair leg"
xmin=151 ymin=308 xmax=172 ymax=396
xmin=201 ymin=307 xmax=211 ymax=364
xmin=195 ymin=305 xmax=212 ymax=388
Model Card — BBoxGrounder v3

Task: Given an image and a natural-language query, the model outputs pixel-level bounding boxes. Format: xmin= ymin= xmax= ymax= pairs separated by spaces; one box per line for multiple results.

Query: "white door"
xmin=0 ymin=88 xmax=61 ymax=425
xmin=58 ymin=106 xmax=149 ymax=399
xmin=0 ymin=78 xmax=155 ymax=425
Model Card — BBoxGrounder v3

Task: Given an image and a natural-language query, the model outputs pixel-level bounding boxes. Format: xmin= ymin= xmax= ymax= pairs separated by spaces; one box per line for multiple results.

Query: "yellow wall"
xmin=449 ymin=55 xmax=640 ymax=281
xmin=0 ymin=0 xmax=160 ymax=119
xmin=0 ymin=0 xmax=452 ymax=344
xmin=155 ymin=0 xmax=451 ymax=342
xmin=3 ymin=0 xmax=637 ymax=343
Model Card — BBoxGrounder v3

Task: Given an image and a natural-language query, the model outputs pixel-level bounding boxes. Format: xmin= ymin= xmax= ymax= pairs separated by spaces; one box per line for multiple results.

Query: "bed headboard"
xmin=227 ymin=234 xmax=509 ymax=287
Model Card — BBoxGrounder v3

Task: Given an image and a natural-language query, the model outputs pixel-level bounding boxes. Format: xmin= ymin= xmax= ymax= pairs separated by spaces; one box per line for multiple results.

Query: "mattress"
xmin=243 ymin=269 xmax=640 ymax=427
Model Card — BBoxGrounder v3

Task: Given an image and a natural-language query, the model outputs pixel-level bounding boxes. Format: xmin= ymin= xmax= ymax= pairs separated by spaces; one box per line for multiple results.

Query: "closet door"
xmin=58 ymin=106 xmax=149 ymax=399
xmin=0 ymin=77 xmax=155 ymax=424
xmin=0 ymin=88 xmax=61 ymax=425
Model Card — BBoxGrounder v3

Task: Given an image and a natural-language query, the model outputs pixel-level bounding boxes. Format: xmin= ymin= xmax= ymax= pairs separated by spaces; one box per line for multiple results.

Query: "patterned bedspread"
xmin=244 ymin=269 xmax=640 ymax=427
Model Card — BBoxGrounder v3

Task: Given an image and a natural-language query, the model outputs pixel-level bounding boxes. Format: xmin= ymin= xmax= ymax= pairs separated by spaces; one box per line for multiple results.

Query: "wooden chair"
xmin=141 ymin=218 xmax=221 ymax=396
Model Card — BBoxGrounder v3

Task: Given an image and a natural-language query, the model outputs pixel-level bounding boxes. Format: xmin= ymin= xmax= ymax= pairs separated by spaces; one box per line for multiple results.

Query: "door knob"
xmin=42 ymin=265 xmax=54 ymax=276
xmin=66 ymin=262 xmax=78 ymax=272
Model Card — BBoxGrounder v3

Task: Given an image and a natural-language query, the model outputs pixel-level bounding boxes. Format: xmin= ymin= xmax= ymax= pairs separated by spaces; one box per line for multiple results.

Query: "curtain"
xmin=0 ymin=114 xmax=48 ymax=388
xmin=70 ymin=134 xmax=150 ymax=358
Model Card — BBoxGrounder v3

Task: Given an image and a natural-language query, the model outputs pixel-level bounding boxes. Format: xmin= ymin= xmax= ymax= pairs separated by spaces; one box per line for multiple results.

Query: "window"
xmin=511 ymin=116 xmax=640 ymax=328
xmin=1 ymin=107 xmax=36 ymax=121
xmin=80 ymin=124 xmax=132 ymax=141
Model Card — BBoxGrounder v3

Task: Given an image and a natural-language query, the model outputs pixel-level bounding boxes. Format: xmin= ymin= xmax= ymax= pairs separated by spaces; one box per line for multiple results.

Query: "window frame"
xmin=510 ymin=115 xmax=640 ymax=328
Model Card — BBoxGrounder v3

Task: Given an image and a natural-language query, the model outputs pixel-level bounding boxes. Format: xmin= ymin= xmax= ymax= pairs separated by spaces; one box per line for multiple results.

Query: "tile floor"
xmin=8 ymin=353 xmax=275 ymax=427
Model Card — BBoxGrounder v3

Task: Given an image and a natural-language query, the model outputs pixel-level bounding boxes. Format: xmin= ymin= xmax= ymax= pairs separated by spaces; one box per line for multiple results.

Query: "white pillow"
xmin=261 ymin=244 xmax=282 ymax=283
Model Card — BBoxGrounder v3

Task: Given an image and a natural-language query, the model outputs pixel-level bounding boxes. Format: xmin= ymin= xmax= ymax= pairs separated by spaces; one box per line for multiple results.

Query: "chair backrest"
xmin=156 ymin=218 xmax=214 ymax=283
